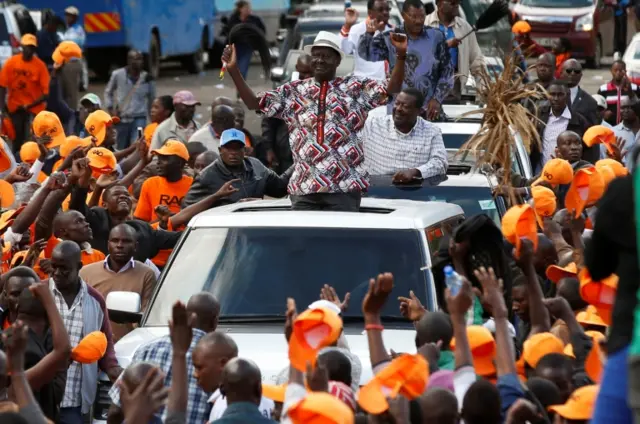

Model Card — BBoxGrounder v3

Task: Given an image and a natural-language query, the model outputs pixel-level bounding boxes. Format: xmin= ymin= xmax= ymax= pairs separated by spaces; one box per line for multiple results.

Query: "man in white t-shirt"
xmin=340 ymin=0 xmax=393 ymax=80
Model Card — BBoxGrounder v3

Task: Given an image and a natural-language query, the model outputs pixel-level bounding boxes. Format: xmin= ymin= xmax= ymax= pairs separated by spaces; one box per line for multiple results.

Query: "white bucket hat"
xmin=304 ymin=31 xmax=345 ymax=59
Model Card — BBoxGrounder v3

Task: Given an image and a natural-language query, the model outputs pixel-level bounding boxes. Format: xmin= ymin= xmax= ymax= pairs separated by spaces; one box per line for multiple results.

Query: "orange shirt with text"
xmin=133 ymin=175 xmax=193 ymax=222
xmin=0 ymin=54 xmax=50 ymax=114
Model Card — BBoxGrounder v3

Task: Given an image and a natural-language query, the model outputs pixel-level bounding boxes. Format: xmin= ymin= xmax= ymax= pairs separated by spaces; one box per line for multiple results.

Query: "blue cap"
xmin=219 ymin=129 xmax=246 ymax=147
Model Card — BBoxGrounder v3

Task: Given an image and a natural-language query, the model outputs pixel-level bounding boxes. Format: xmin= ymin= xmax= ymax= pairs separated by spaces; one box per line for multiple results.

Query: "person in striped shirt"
xmin=596 ymin=60 xmax=640 ymax=126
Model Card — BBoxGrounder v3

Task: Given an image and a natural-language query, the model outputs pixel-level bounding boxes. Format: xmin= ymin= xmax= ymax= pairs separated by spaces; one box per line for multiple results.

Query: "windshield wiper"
xmin=218 ymin=315 xmax=285 ymax=324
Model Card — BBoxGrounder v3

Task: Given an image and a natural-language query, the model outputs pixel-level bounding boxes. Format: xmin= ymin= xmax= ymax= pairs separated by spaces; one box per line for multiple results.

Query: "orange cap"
xmin=60 ymin=135 xmax=93 ymax=158
xmin=0 ymin=206 xmax=23 ymax=232
xmin=52 ymin=40 xmax=82 ymax=67
xmin=19 ymin=141 xmax=40 ymax=163
xmin=262 ymin=384 xmax=287 ymax=403
xmin=583 ymin=125 xmax=615 ymax=153
xmin=451 ymin=326 xmax=496 ymax=377
xmin=501 ymin=204 xmax=538 ymax=255
xmin=87 ymin=147 xmax=117 ymax=175
xmin=576 ymin=305 xmax=608 ymax=329
xmin=20 ymin=34 xmax=37 ymax=47
xmin=584 ymin=330 xmax=606 ymax=383
xmin=512 ymin=20 xmax=531 ymax=34
xmin=85 ymin=110 xmax=120 ymax=146
xmin=152 ymin=139 xmax=190 ymax=161
xmin=519 ymin=332 xmax=565 ymax=369
xmin=33 ymin=111 xmax=66 ymax=148
xmin=357 ymin=354 xmax=428 ymax=415
xmin=71 ymin=331 xmax=108 ymax=364
xmin=595 ymin=163 xmax=616 ymax=188
xmin=564 ymin=330 xmax=605 ymax=359
xmin=565 ymin=167 xmax=605 ymax=218
xmin=595 ymin=158 xmax=628 ymax=178
xmin=548 ymin=385 xmax=599 ymax=420
xmin=579 ymin=268 xmax=617 ymax=326
xmin=533 ymin=158 xmax=573 ymax=186
xmin=289 ymin=392 xmax=354 ymax=424
xmin=0 ymin=180 xmax=15 ymax=208
xmin=545 ymin=262 xmax=578 ymax=284
xmin=288 ymin=307 xmax=342 ymax=371
xmin=530 ymin=185 xmax=556 ymax=228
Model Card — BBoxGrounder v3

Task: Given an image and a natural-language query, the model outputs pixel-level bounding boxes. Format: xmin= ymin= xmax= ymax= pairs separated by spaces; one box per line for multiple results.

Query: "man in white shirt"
xmin=188 ymin=104 xmax=235 ymax=151
xmin=360 ymin=87 xmax=448 ymax=181
xmin=340 ymin=0 xmax=393 ymax=80
xmin=612 ymin=95 xmax=640 ymax=168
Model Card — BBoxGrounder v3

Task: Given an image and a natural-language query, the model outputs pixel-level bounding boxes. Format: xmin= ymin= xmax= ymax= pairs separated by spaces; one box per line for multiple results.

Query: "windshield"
xmin=442 ymin=132 xmax=523 ymax=176
xmin=520 ymin=0 xmax=593 ymax=7
xmin=366 ymin=184 xmax=501 ymax=227
xmin=146 ymin=227 xmax=431 ymax=327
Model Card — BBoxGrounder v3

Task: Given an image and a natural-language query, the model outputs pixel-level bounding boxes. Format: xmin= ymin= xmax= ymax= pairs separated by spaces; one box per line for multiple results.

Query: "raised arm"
xmin=34 ymin=173 xmax=73 ymax=242
xmin=386 ymin=33 xmax=407 ymax=95
xmin=221 ymin=44 xmax=260 ymax=110
xmin=169 ymin=180 xmax=239 ymax=229
xmin=446 ymin=279 xmax=474 ymax=369
xmin=518 ymin=239 xmax=551 ymax=335
xmin=362 ymin=273 xmax=394 ymax=368
xmin=358 ymin=23 xmax=391 ymax=62
xmin=166 ymin=302 xmax=191 ymax=421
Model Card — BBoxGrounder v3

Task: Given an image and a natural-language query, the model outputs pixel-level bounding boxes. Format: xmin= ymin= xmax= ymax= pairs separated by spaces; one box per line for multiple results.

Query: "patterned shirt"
xmin=49 ymin=278 xmax=85 ymax=408
xmin=541 ymin=107 xmax=572 ymax=170
xmin=358 ymin=25 xmax=454 ymax=111
xmin=597 ymin=81 xmax=640 ymax=125
xmin=360 ymin=115 xmax=448 ymax=177
xmin=108 ymin=329 xmax=210 ymax=423
xmin=258 ymin=77 xmax=389 ymax=195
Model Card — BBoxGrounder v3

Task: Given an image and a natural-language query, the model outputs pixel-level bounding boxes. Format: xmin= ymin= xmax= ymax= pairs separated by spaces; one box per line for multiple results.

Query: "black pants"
xmin=615 ymin=13 xmax=628 ymax=54
xmin=9 ymin=108 xmax=31 ymax=156
xmin=290 ymin=193 xmax=361 ymax=212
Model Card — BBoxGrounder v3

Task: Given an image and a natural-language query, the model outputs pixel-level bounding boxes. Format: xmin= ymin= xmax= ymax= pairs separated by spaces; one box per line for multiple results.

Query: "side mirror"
xmin=106 ymin=291 xmax=143 ymax=324
xmin=271 ymin=67 xmax=285 ymax=82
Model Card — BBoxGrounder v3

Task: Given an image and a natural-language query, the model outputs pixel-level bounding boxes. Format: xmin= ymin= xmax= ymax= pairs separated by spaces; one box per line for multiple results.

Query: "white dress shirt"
xmin=340 ymin=20 xmax=388 ymax=80
xmin=360 ymin=115 xmax=448 ymax=178
xmin=541 ymin=107 xmax=572 ymax=168
xmin=570 ymin=86 xmax=579 ymax=105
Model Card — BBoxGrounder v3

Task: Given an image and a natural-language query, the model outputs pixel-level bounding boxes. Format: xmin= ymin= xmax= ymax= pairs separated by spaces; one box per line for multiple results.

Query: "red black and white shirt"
xmin=597 ymin=81 xmax=640 ymax=124
xmin=258 ymin=77 xmax=389 ymax=195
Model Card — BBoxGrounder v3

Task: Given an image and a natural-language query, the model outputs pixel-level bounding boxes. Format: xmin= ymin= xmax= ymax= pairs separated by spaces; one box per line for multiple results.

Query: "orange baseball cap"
xmin=533 ymin=158 xmax=573 ymax=186
xmin=33 ymin=111 xmax=66 ymax=148
xmin=0 ymin=205 xmax=24 ymax=233
xmin=579 ymin=268 xmax=617 ymax=326
xmin=87 ymin=147 xmax=117 ymax=175
xmin=501 ymin=204 xmax=538 ymax=255
xmin=530 ymin=185 xmax=556 ymax=228
xmin=584 ymin=330 xmax=606 ymax=383
xmin=262 ymin=384 xmax=287 ymax=403
xmin=595 ymin=158 xmax=628 ymax=178
xmin=19 ymin=141 xmax=40 ymax=163
xmin=152 ymin=139 xmax=190 ymax=162
xmin=583 ymin=125 xmax=615 ymax=154
xmin=289 ymin=392 xmax=354 ymax=424
xmin=548 ymin=385 xmax=599 ymax=420
xmin=0 ymin=180 xmax=15 ymax=208
xmin=357 ymin=353 xmax=428 ymax=415
xmin=565 ymin=167 xmax=605 ymax=218
xmin=60 ymin=135 xmax=93 ymax=158
xmin=451 ymin=325 xmax=496 ymax=377
xmin=85 ymin=110 xmax=120 ymax=146
xmin=519 ymin=332 xmax=565 ymax=369
xmin=576 ymin=305 xmax=608 ymax=329
xmin=595 ymin=163 xmax=616 ymax=188
xmin=288 ymin=306 xmax=342 ymax=371
xmin=512 ymin=20 xmax=531 ymax=34
xmin=52 ymin=40 xmax=82 ymax=67
xmin=545 ymin=262 xmax=578 ymax=284
xmin=71 ymin=331 xmax=107 ymax=364
xmin=20 ymin=34 xmax=37 ymax=47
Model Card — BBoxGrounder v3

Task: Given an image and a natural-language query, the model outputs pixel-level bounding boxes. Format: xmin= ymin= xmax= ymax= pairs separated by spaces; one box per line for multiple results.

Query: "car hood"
xmin=111 ymin=325 xmax=417 ymax=385
xmin=513 ymin=4 xmax=593 ymax=17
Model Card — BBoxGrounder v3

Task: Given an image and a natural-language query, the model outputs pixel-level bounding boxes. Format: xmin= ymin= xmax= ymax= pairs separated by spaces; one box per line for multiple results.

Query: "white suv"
xmin=0 ymin=4 xmax=37 ymax=66
xmin=91 ymin=198 xmax=465 ymax=422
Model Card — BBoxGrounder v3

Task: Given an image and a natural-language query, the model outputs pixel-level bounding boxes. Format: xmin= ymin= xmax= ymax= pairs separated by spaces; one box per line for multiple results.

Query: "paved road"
xmin=87 ymin=59 xmax=617 ymax=137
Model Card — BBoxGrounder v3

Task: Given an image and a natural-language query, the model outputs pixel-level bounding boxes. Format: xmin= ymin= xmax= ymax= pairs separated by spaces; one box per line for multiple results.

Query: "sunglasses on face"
xmin=565 ymin=69 xmax=582 ymax=74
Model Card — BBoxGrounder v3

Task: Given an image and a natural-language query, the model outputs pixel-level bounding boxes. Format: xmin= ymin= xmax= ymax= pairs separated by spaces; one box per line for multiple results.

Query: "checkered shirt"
xmin=49 ymin=278 xmax=86 ymax=408
xmin=108 ymin=329 xmax=209 ymax=423
xmin=360 ymin=115 xmax=448 ymax=178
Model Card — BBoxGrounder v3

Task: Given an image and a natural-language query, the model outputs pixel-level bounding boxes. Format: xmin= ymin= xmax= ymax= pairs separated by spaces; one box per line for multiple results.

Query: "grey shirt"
xmin=104 ymin=68 xmax=155 ymax=122
xmin=150 ymin=113 xmax=200 ymax=149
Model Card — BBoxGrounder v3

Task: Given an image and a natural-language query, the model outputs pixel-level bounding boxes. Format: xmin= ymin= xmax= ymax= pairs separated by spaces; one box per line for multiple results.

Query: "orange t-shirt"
xmin=144 ymin=122 xmax=158 ymax=147
xmin=133 ymin=175 xmax=193 ymax=222
xmin=0 ymin=54 xmax=50 ymax=114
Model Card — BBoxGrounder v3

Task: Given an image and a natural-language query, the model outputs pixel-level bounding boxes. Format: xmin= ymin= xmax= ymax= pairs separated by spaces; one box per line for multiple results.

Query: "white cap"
xmin=592 ymin=94 xmax=607 ymax=109
xmin=308 ymin=300 xmax=341 ymax=315
xmin=65 ymin=6 xmax=80 ymax=16
xmin=303 ymin=31 xmax=345 ymax=59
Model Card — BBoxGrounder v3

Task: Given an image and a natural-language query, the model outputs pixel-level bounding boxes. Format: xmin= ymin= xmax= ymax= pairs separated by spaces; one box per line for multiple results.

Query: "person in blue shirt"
xmin=36 ymin=13 xmax=61 ymax=68
xmin=63 ymin=6 xmax=88 ymax=91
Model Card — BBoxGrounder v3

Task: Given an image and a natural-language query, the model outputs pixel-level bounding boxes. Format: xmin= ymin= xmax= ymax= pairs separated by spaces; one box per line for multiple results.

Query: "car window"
xmin=441 ymin=132 xmax=523 ymax=176
xmin=146 ymin=227 xmax=431 ymax=326
xmin=14 ymin=8 xmax=37 ymax=36
xmin=0 ymin=14 xmax=10 ymax=41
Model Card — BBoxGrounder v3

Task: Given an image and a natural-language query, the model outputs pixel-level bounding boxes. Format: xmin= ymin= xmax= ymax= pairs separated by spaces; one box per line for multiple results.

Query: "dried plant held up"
xmin=459 ymin=49 xmax=546 ymax=204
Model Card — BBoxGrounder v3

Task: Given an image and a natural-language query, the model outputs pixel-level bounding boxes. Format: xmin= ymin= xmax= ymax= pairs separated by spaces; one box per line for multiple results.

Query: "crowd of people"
xmin=0 ymin=0 xmax=636 ymax=423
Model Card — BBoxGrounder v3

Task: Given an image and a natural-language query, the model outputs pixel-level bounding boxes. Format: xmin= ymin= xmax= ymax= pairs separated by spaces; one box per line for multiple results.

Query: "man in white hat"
xmin=222 ymin=30 xmax=407 ymax=212
xmin=63 ymin=6 xmax=88 ymax=91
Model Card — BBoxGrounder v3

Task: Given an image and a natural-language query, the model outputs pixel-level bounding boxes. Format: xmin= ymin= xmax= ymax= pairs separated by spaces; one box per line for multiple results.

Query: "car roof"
xmin=435 ymin=121 xmax=481 ymax=134
xmin=189 ymin=198 xmax=464 ymax=230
